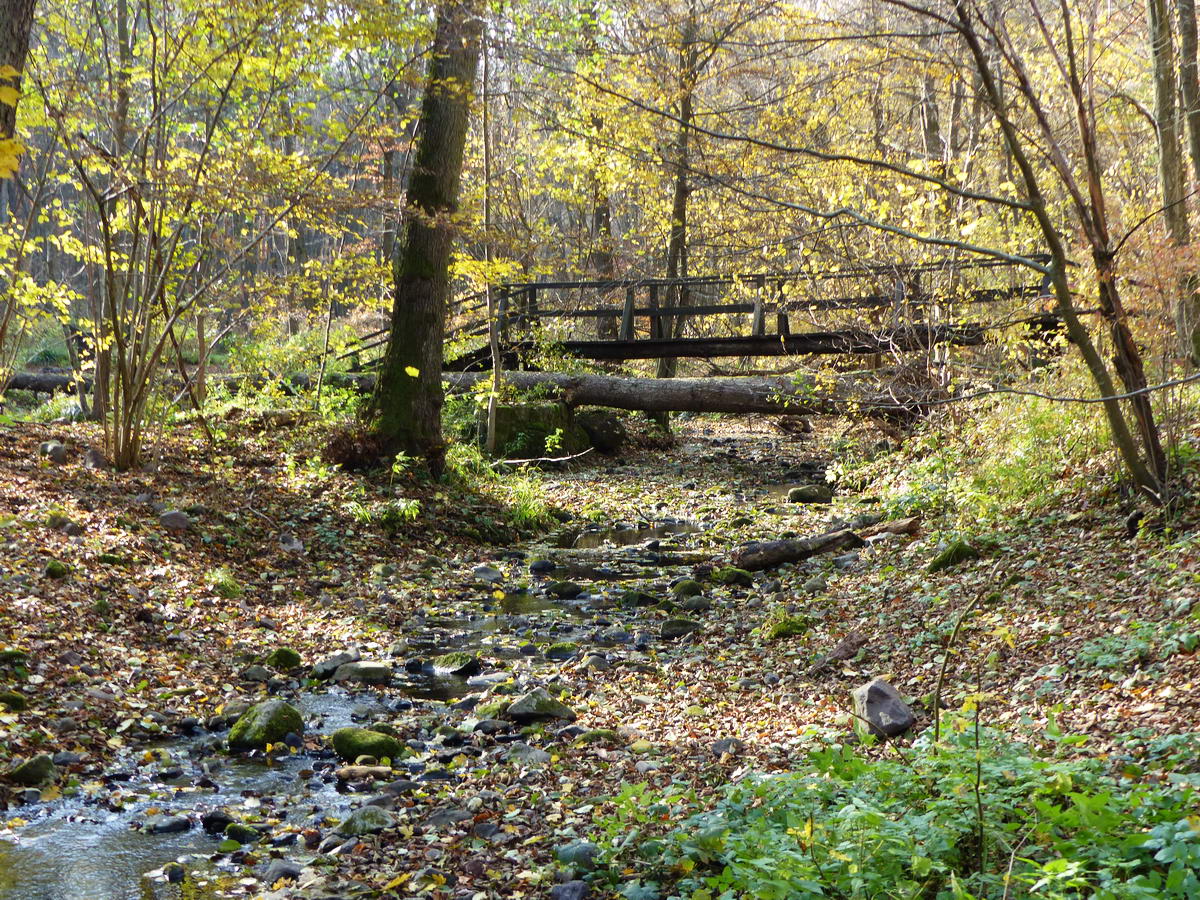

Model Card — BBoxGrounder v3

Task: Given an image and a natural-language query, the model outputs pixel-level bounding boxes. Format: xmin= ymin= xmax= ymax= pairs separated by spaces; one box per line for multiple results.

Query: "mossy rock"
xmin=8 ymin=754 xmax=55 ymax=786
xmin=337 ymin=805 xmax=395 ymax=836
xmin=477 ymin=401 xmax=591 ymax=459
xmin=227 ymin=700 xmax=303 ymax=751
xmin=224 ymin=822 xmax=261 ymax=845
xmin=431 ymin=652 xmax=480 ymax=677
xmin=621 ymin=589 xmax=659 ymax=607
xmin=330 ymin=727 xmax=403 ymax=763
xmin=506 ymin=687 xmax=576 ymax=724
xmin=927 ymin=538 xmax=981 ymax=573
xmin=0 ymin=649 xmax=28 ymax=667
xmin=758 ymin=607 xmax=812 ymax=642
xmin=787 ymin=484 xmax=834 ymax=503
xmin=661 ymin=618 xmax=702 ymax=640
xmin=670 ymin=579 xmax=703 ymax=598
xmin=713 ymin=566 xmax=754 ymax=587
xmin=546 ymin=580 xmax=583 ymax=599
xmin=544 ymin=642 xmax=579 ymax=661
xmin=44 ymin=560 xmax=69 ymax=579
xmin=265 ymin=647 xmax=302 ymax=670
xmin=0 ymin=690 xmax=27 ymax=711
xmin=476 ymin=700 xmax=507 ymax=719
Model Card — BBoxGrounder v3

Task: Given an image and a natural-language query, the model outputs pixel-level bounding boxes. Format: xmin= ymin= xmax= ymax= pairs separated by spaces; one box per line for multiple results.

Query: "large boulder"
xmin=431 ymin=652 xmax=480 ymax=677
xmin=477 ymin=402 xmax=590 ymax=458
xmin=787 ymin=484 xmax=834 ymax=504
xmin=575 ymin=409 xmax=627 ymax=454
xmin=8 ymin=755 xmax=55 ymax=786
xmin=927 ymin=538 xmax=981 ymax=573
xmin=312 ymin=650 xmax=360 ymax=680
xmin=851 ymin=678 xmax=915 ymax=737
xmin=227 ymin=700 xmax=304 ymax=751
xmin=337 ymin=805 xmax=396 ymax=836
xmin=331 ymin=727 xmax=404 ymax=763
xmin=506 ymin=687 xmax=577 ymax=724
xmin=332 ymin=661 xmax=392 ymax=686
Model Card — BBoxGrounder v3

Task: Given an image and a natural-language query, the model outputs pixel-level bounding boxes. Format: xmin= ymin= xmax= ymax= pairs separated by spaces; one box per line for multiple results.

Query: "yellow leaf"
xmin=404 ymin=366 xmax=419 ymax=377
xmin=0 ymin=86 xmax=18 ymax=107
xmin=0 ymin=65 xmax=18 ymax=79
xmin=384 ymin=873 xmax=412 ymax=889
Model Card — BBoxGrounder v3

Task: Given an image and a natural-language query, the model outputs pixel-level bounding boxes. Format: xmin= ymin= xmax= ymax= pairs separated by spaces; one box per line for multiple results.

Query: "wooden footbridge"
xmin=343 ymin=256 xmax=1052 ymax=372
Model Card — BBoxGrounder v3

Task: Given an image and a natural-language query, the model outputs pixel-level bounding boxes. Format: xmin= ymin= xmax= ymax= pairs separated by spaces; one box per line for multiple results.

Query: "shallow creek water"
xmin=0 ymin=521 xmax=704 ymax=900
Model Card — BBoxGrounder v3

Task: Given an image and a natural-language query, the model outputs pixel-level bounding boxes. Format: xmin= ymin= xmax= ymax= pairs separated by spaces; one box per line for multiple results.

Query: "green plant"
xmin=207 ymin=567 xmax=243 ymax=599
xmin=593 ymin=719 xmax=1200 ymax=900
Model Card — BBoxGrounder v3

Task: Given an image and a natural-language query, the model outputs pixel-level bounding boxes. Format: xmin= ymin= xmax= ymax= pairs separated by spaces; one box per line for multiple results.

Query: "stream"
xmin=0 ymin=519 xmax=710 ymax=900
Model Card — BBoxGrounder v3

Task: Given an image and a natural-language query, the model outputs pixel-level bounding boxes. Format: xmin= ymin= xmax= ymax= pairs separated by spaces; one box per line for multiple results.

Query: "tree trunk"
xmin=0 ymin=0 xmax=36 ymax=222
xmin=369 ymin=0 xmax=482 ymax=477
xmin=656 ymin=39 xmax=694 ymax=381
xmin=730 ymin=529 xmax=867 ymax=572
xmin=1178 ymin=0 xmax=1200 ymax=362
xmin=1149 ymin=0 xmax=1199 ymax=362
xmin=445 ymin=370 xmax=930 ymax=419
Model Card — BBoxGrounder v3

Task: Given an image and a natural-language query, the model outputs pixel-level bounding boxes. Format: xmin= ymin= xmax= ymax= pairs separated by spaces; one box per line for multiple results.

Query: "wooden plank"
xmin=752 ymin=275 xmax=765 ymax=336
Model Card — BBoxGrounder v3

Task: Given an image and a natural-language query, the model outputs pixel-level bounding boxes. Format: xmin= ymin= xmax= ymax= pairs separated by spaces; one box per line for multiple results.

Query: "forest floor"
xmin=0 ymin=412 xmax=1198 ymax=899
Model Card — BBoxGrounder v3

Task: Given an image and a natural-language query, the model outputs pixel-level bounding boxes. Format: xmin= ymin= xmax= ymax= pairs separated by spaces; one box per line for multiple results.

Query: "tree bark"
xmin=1178 ymin=0 xmax=1200 ymax=362
xmin=369 ymin=0 xmax=482 ymax=477
xmin=0 ymin=0 xmax=35 ymax=142
xmin=445 ymin=370 xmax=930 ymax=419
xmin=730 ymin=529 xmax=867 ymax=571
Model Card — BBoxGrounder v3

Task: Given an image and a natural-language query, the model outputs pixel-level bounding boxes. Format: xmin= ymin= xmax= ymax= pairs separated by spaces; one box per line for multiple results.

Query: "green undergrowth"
xmin=590 ymin=717 xmax=1200 ymax=900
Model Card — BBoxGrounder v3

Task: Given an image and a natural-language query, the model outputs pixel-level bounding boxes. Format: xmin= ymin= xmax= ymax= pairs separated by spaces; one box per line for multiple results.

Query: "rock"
xmin=227 ymin=700 xmax=304 ymax=751
xmin=507 ymin=742 xmax=551 ymax=765
xmin=544 ymin=642 xmax=579 ymax=661
xmin=201 ymin=809 xmax=235 ymax=835
xmin=431 ymin=652 xmax=480 ymax=677
xmin=660 ymin=618 xmax=701 ymax=640
xmin=0 ymin=690 xmax=27 ymax=711
xmin=478 ymin=401 xmax=590 ymax=458
xmin=427 ymin=807 xmax=473 ymax=828
xmin=551 ymin=882 xmax=591 ymax=900
xmin=787 ymin=484 xmax=834 ymax=503
xmin=240 ymin=664 xmax=273 ymax=683
xmin=158 ymin=510 xmax=192 ymax=532
xmin=529 ymin=559 xmax=557 ymax=575
xmin=851 ymin=677 xmax=915 ymax=737
xmin=39 ymin=441 xmax=68 ymax=464
xmin=7 ymin=755 xmax=55 ymax=786
xmin=670 ymin=579 xmax=703 ymax=598
xmin=861 ymin=515 xmax=920 ymax=538
xmin=43 ymin=559 xmax=69 ymax=579
xmin=263 ymin=859 xmax=303 ymax=883
xmin=546 ymin=580 xmax=583 ymax=599
xmin=711 ymin=738 xmax=746 ymax=757
xmin=506 ymin=687 xmax=577 ymax=724
xmin=146 ymin=815 xmax=191 ymax=834
xmin=472 ymin=564 xmax=504 ymax=583
xmin=680 ymin=596 xmax=712 ymax=613
xmin=574 ymin=728 xmax=620 ymax=744
xmin=225 ymin=822 xmax=261 ymax=844
xmin=331 ymin=727 xmax=404 ymax=763
xmin=312 ymin=650 xmax=360 ymax=680
xmin=758 ymin=607 xmax=812 ymax=641
xmin=802 ymin=575 xmax=827 ymax=595
xmin=278 ymin=533 xmax=304 ymax=554
xmin=337 ymin=805 xmax=396 ymax=836
xmin=622 ymin=589 xmax=659 ymax=607
xmin=332 ymin=661 xmax=392 ymax=685
xmin=927 ymin=538 xmax=981 ymax=573
xmin=713 ymin=566 xmax=754 ymax=587
xmin=578 ymin=654 xmax=610 ymax=672
xmin=832 ymin=551 xmax=859 ymax=570
xmin=82 ymin=449 xmax=112 ymax=470
xmin=575 ymin=409 xmax=627 ymax=454
xmin=0 ymin=649 xmax=28 ymax=667
xmin=265 ymin=647 xmax=302 ymax=670
xmin=556 ymin=840 xmax=601 ymax=871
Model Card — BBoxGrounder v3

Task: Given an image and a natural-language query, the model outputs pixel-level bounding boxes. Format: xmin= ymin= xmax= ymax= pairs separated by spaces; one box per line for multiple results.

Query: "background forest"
xmin=2 ymin=1 xmax=1200 ymax=900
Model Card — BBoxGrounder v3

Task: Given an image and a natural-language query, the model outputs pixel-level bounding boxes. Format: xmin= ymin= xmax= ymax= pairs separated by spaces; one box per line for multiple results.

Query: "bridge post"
xmin=751 ymin=275 xmax=765 ymax=336
xmin=775 ymin=281 xmax=790 ymax=335
xmin=649 ymin=284 xmax=662 ymax=339
xmin=620 ymin=286 xmax=636 ymax=341
xmin=497 ymin=289 xmax=510 ymax=343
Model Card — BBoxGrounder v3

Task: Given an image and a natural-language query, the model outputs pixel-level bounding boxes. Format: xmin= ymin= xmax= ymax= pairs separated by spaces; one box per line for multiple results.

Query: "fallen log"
xmin=446 ymin=371 xmax=927 ymax=418
xmin=730 ymin=528 xmax=867 ymax=571
xmin=5 ymin=370 xmax=376 ymax=397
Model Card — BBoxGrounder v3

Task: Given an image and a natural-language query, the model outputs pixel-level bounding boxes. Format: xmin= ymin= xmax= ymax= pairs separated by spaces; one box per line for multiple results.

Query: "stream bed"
xmin=0 ymin=520 xmax=709 ymax=900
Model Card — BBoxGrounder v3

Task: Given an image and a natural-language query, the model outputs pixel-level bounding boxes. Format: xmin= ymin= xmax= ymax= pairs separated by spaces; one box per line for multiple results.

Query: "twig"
xmin=490 ymin=447 xmax=595 ymax=467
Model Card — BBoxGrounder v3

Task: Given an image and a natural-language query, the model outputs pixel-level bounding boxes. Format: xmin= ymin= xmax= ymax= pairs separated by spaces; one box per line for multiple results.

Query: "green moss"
xmin=265 ymin=647 xmax=302 ymax=670
xmin=330 ymin=727 xmax=403 ymax=762
xmin=758 ymin=607 xmax=813 ymax=642
xmin=927 ymin=538 xmax=981 ymax=573
xmin=713 ymin=567 xmax=754 ymax=587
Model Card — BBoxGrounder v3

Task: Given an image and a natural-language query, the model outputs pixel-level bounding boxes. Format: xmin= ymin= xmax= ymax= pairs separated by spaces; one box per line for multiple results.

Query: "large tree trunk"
xmin=1178 ymin=0 xmax=1200 ymax=363
xmin=369 ymin=0 xmax=482 ymax=477
xmin=1149 ymin=0 xmax=1199 ymax=363
xmin=446 ymin=370 xmax=930 ymax=419
xmin=0 ymin=0 xmax=36 ymax=222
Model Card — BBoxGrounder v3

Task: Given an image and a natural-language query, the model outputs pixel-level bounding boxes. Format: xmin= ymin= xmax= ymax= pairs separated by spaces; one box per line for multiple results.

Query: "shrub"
xmin=593 ymin=719 xmax=1200 ymax=900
